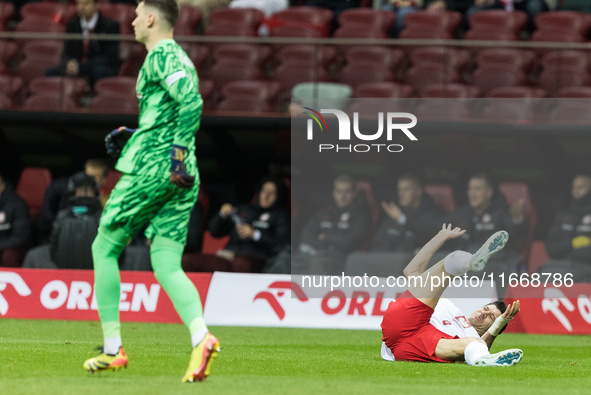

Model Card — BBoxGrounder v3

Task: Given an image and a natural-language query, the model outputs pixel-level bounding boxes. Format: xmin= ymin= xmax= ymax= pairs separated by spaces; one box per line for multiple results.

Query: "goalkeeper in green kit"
xmin=83 ymin=0 xmax=219 ymax=383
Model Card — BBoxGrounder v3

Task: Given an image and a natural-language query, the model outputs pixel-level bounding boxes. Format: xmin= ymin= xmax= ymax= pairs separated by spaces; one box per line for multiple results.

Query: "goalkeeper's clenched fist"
xmin=105 ymin=126 xmax=136 ymax=158
xmin=170 ymin=144 xmax=195 ymax=189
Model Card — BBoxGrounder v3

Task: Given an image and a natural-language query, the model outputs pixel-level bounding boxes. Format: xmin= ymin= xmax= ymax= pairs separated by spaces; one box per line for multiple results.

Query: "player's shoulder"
xmin=436 ymin=298 xmax=461 ymax=313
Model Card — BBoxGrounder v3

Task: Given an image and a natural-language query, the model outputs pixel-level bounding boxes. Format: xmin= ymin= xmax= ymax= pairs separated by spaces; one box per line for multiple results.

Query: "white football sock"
xmin=191 ymin=329 xmax=209 ymax=348
xmin=104 ymin=337 xmax=122 ymax=355
xmin=443 ymin=250 xmax=472 ymax=276
xmin=464 ymin=341 xmax=489 ymax=366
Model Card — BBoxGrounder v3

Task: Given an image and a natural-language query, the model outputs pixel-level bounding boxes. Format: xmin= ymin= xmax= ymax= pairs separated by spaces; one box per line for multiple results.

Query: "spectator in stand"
xmin=182 ymin=176 xmax=290 ymax=273
xmin=46 ymin=0 xmax=121 ymax=86
xmin=345 ymin=173 xmax=444 ymax=277
xmin=443 ymin=173 xmax=526 ymax=282
xmin=560 ymin=0 xmax=591 ymax=13
xmin=0 ymin=172 xmax=31 ymax=267
xmin=537 ymin=174 xmax=591 ymax=282
xmin=37 ymin=158 xmax=111 ymax=244
xmin=292 ymin=174 xmax=371 ymax=275
xmin=229 ymin=0 xmax=288 ymax=18
xmin=466 ymin=0 xmax=552 ymax=31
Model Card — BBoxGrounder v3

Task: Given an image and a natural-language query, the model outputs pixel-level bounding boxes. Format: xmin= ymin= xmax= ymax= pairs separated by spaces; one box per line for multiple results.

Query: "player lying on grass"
xmin=381 ymin=224 xmax=522 ymax=366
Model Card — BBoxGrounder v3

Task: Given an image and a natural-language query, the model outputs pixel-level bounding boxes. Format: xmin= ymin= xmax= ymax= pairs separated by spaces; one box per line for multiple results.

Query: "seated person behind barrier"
xmin=537 ymin=174 xmax=591 ymax=282
xmin=0 ymin=172 xmax=31 ymax=267
xmin=46 ymin=0 xmax=121 ymax=85
xmin=346 ymin=173 xmax=443 ymax=277
xmin=182 ymin=176 xmax=290 ymax=273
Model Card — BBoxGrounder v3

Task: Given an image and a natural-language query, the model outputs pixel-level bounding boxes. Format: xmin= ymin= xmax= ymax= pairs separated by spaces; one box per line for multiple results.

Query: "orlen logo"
xmin=542 ymin=288 xmax=591 ymax=332
xmin=304 ymin=108 xmax=418 ymax=153
xmin=0 ymin=272 xmax=31 ymax=315
xmin=253 ymin=281 xmax=308 ymax=320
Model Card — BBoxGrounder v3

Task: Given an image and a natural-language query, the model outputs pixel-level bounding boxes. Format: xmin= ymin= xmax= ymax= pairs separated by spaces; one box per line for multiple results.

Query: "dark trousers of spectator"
xmin=182 ymin=253 xmax=265 ymax=273
xmin=46 ymin=64 xmax=119 ymax=86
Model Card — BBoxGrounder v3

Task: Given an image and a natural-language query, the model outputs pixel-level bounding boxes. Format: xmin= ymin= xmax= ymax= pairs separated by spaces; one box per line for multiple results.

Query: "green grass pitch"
xmin=0 ymin=319 xmax=589 ymax=395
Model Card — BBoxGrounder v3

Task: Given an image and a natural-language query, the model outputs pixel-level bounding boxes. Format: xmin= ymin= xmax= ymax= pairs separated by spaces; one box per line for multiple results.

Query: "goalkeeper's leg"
xmin=150 ymin=235 xmax=220 ymax=382
xmin=84 ymin=226 xmax=129 ymax=372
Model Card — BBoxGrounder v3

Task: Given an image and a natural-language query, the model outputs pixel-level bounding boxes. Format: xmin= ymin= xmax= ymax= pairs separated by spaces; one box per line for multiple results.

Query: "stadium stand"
xmin=276 ymin=45 xmax=337 ymax=69
xmin=486 ymin=86 xmax=547 ymax=98
xmin=267 ymin=6 xmax=333 ymax=37
xmin=475 ymin=48 xmax=536 ymax=73
xmin=420 ymin=83 xmax=480 ymax=98
xmin=472 ymin=64 xmax=529 ymax=96
xmin=28 ymin=77 xmax=87 ymax=104
xmin=15 ymin=167 xmax=52 ymax=222
xmin=338 ymin=61 xmax=393 ymax=88
xmin=337 ymin=8 xmax=395 ymax=35
xmin=557 ymin=86 xmax=591 ymax=97
xmin=353 ymin=82 xmax=413 ymax=98
xmin=0 ymin=92 xmax=11 ymax=109
xmin=0 ymin=75 xmax=24 ymax=105
xmin=0 ymin=1 xmax=14 ymax=31
xmin=213 ymin=43 xmax=271 ymax=67
xmin=17 ymin=56 xmax=61 ymax=84
xmin=424 ymin=183 xmax=457 ymax=213
xmin=20 ymin=2 xmax=76 ymax=25
xmin=94 ymin=76 xmax=137 ymax=97
xmin=467 ymin=9 xmax=528 ymax=35
xmin=346 ymin=46 xmax=405 ymax=76
xmin=22 ymin=93 xmax=80 ymax=112
xmin=221 ymin=80 xmax=281 ymax=105
xmin=405 ymin=63 xmax=462 ymax=93
xmin=409 ymin=47 xmax=472 ymax=74
xmin=538 ymin=65 xmax=591 ymax=96
xmin=99 ymin=3 xmax=136 ymax=34
xmin=175 ymin=5 xmax=203 ymax=35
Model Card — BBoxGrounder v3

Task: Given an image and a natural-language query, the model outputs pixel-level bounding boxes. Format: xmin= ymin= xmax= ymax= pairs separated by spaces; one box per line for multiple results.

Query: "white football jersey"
xmin=381 ymin=298 xmax=479 ymax=361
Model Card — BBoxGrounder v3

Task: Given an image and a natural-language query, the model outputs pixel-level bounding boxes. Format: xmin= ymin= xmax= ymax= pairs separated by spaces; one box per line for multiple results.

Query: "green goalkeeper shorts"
xmin=99 ymin=172 xmax=199 ymax=245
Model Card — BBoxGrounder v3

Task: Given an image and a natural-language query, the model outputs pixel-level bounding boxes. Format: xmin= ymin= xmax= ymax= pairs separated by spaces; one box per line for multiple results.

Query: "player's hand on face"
xmin=438 ymin=223 xmax=466 ymax=240
xmin=236 ymin=223 xmax=254 ymax=239
xmin=502 ymin=300 xmax=520 ymax=321
xmin=381 ymin=201 xmax=402 ymax=221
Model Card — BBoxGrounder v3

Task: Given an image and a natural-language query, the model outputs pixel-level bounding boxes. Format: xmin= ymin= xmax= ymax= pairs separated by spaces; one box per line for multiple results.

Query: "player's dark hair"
xmin=487 ymin=300 xmax=508 ymax=335
xmin=140 ymin=0 xmax=178 ymax=28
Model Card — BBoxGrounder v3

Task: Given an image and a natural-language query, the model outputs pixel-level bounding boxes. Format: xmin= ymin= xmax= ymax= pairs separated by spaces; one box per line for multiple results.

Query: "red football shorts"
xmin=381 ymin=290 xmax=455 ymax=363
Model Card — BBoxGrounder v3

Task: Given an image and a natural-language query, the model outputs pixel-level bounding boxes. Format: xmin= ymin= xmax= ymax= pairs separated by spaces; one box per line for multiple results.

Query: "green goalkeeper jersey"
xmin=116 ymin=39 xmax=202 ymax=179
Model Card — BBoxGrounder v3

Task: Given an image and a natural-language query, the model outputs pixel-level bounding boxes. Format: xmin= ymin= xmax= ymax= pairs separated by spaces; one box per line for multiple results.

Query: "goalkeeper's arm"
xmin=481 ymin=300 xmax=520 ymax=349
xmin=105 ymin=126 xmax=136 ymax=158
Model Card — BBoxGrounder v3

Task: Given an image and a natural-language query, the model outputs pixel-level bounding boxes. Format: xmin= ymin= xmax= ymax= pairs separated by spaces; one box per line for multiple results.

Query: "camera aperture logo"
xmin=303 ymin=108 xmax=418 ymax=153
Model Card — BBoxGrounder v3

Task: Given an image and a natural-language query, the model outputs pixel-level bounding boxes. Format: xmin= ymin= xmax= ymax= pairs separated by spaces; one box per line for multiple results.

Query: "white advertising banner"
xmin=204 ymin=272 xmax=498 ymax=330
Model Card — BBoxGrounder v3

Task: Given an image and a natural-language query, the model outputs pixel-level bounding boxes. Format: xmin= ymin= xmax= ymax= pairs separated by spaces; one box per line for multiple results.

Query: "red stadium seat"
xmin=199 ymin=79 xmax=215 ymax=110
xmin=403 ymin=10 xmax=462 ymax=35
xmin=209 ymin=7 xmax=264 ymax=30
xmin=420 ymin=83 xmax=480 ymax=98
xmin=22 ymin=40 xmax=63 ymax=62
xmin=20 ymin=2 xmax=75 ymax=25
xmin=530 ymin=29 xmax=587 ymax=55
xmin=472 ymin=65 xmax=528 ymax=96
xmin=100 ymin=3 xmax=135 ymax=34
xmin=14 ymin=17 xmax=66 ymax=45
xmin=481 ymin=100 xmax=535 ymax=121
xmin=16 ymin=56 xmax=60 ymax=84
xmin=22 ymin=92 xmax=79 ymax=111
xmin=201 ymin=231 xmax=230 ymax=255
xmin=0 ymin=75 xmax=24 ymax=103
xmin=398 ymin=27 xmax=453 ymax=40
xmin=468 ymin=10 xmax=527 ymax=34
xmin=475 ymin=48 xmax=536 ymax=73
xmin=0 ymin=1 xmax=15 ymax=31
xmin=205 ymin=24 xmax=259 ymax=37
xmin=346 ymin=46 xmax=405 ymax=73
xmin=527 ymin=241 xmax=549 ymax=274
xmin=541 ymin=50 xmax=591 ymax=72
xmin=273 ymin=61 xmax=330 ymax=94
xmin=181 ymin=43 xmax=210 ymax=72
xmin=270 ymin=24 xmax=326 ymax=40
xmin=463 ymin=29 xmax=520 ymax=54
xmin=535 ymin=11 xmax=591 ymax=36
xmin=16 ymin=167 xmax=52 ymax=221
xmin=94 ymin=76 xmax=137 ymax=97
xmin=28 ymin=77 xmax=87 ymax=103
xmin=339 ymin=61 xmax=393 ymax=88
xmin=213 ymin=44 xmax=271 ymax=67
xmin=209 ymin=61 xmax=265 ymax=90
xmin=0 ymin=92 xmax=11 ymax=109
xmin=557 ymin=86 xmax=591 ymax=98
xmin=424 ymin=184 xmax=456 ymax=213
xmin=118 ymin=42 xmax=147 ymax=77
xmin=356 ymin=180 xmax=379 ymax=228
xmin=405 ymin=63 xmax=462 ymax=93
xmin=410 ymin=47 xmax=471 ymax=73
xmin=353 ymin=82 xmax=413 ymax=98
xmin=175 ymin=5 xmax=202 ymax=35
xmin=268 ymin=6 xmax=333 ymax=37
xmin=0 ymin=39 xmax=18 ymax=64
xmin=103 ymin=170 xmax=122 ymax=196
xmin=277 ymin=45 xmax=337 ymax=69
xmin=333 ymin=25 xmax=389 ymax=39
xmin=221 ymin=80 xmax=281 ymax=104
xmin=486 ymin=86 xmax=546 ymax=98
xmin=338 ymin=8 xmax=395 ymax=34
xmin=216 ymin=98 xmax=273 ymax=113
xmin=538 ymin=66 xmax=590 ymax=96
xmin=87 ymin=93 xmax=138 ymax=114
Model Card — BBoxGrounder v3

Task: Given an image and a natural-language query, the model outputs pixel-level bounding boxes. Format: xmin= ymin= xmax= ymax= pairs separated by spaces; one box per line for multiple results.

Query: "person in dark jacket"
xmin=444 ymin=173 xmax=526 ymax=280
xmin=293 ymin=174 xmax=371 ymax=275
xmin=182 ymin=176 xmax=290 ymax=273
xmin=537 ymin=174 xmax=591 ymax=282
xmin=345 ymin=174 xmax=444 ymax=277
xmin=0 ymin=173 xmax=31 ymax=267
xmin=46 ymin=0 xmax=121 ymax=85
xmin=24 ymin=173 xmax=102 ymax=269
